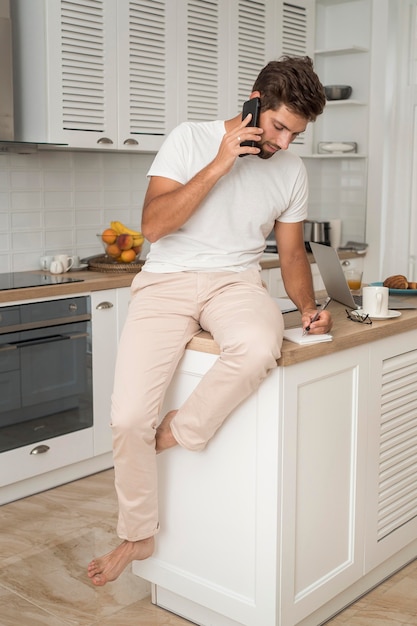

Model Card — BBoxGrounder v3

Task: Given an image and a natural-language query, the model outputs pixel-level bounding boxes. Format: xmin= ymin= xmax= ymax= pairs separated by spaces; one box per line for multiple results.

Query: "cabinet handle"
xmin=97 ymin=137 xmax=114 ymax=145
xmin=96 ymin=301 xmax=114 ymax=310
xmin=30 ymin=444 xmax=50 ymax=455
xmin=123 ymin=138 xmax=138 ymax=145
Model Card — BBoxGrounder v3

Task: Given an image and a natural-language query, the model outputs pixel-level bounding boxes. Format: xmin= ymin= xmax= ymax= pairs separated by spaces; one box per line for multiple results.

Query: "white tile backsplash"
xmin=303 ymin=157 xmax=367 ymax=245
xmin=0 ymin=150 xmax=155 ymax=273
xmin=0 ymin=148 xmax=367 ymax=274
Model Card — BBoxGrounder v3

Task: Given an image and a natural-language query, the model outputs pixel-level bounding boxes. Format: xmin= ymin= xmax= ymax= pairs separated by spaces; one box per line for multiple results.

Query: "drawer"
xmin=0 ymin=428 xmax=94 ymax=487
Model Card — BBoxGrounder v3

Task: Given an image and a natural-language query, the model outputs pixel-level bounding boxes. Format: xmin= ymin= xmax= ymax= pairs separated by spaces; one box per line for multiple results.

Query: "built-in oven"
xmin=0 ymin=296 xmax=92 ymax=453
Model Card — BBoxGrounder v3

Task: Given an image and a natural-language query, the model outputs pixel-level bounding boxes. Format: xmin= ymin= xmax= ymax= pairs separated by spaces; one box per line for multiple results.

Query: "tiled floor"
xmin=1 ymin=469 xmax=416 ymax=626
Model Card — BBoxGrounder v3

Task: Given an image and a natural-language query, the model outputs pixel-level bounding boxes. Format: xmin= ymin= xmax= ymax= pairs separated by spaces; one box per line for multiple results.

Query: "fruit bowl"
xmin=98 ymin=227 xmax=143 ymax=264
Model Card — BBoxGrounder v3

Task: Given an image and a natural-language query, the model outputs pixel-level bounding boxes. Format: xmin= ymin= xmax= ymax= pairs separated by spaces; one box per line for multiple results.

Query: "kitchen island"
xmin=133 ymin=298 xmax=417 ymax=626
xmin=0 ymin=250 xmax=356 ymax=505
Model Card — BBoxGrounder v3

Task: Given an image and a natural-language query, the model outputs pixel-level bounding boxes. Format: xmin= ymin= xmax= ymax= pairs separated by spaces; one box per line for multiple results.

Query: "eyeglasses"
xmin=345 ymin=309 xmax=372 ymax=325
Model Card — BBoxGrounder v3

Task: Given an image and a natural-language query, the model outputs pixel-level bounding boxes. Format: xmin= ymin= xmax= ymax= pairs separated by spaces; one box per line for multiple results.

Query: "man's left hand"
xmin=302 ymin=309 xmax=333 ymax=334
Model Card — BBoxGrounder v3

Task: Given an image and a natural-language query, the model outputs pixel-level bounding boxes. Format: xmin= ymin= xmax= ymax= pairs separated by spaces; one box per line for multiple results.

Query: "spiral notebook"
xmin=283 ymin=327 xmax=333 ymax=345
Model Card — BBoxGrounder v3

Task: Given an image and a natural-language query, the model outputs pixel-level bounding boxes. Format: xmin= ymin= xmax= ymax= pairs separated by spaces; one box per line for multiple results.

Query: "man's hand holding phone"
xmin=239 ymin=97 xmax=261 ymax=157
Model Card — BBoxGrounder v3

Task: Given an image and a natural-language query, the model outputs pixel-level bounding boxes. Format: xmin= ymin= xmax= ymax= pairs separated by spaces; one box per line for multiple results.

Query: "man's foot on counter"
xmin=87 ymin=536 xmax=155 ymax=586
xmin=156 ymin=410 xmax=178 ymax=453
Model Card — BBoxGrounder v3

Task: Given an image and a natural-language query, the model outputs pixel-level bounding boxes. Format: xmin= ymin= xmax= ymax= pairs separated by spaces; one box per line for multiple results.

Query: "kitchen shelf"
xmin=315 ymin=45 xmax=369 ymax=56
xmin=302 ymin=154 xmax=367 ymax=159
xmin=325 ymin=99 xmax=367 ymax=106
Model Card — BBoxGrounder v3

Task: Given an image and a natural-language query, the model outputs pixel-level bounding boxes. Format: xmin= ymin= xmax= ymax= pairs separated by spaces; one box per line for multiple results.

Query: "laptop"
xmin=310 ymin=242 xmax=415 ymax=310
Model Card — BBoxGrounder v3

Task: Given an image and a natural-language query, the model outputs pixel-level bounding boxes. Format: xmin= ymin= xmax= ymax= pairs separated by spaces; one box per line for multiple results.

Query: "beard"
xmin=256 ymin=142 xmax=280 ymax=159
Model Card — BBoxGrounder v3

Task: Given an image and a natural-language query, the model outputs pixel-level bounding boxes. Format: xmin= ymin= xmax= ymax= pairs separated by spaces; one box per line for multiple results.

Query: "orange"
xmin=120 ymin=248 xmax=136 ymax=263
xmin=101 ymin=228 xmax=118 ymax=244
xmin=106 ymin=243 xmax=121 ymax=258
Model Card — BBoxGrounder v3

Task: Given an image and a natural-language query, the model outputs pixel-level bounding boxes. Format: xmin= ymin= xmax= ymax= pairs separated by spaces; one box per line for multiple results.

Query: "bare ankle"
xmin=155 ymin=410 xmax=178 ymax=453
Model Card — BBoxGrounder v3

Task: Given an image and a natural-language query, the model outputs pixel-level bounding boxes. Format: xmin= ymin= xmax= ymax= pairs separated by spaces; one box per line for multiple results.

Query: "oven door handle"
xmin=0 ymin=343 xmax=17 ymax=351
xmin=9 ymin=332 xmax=88 ymax=349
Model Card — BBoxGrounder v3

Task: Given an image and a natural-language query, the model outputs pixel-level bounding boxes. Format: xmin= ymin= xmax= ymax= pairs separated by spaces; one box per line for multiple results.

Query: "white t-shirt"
xmin=142 ymin=120 xmax=308 ymax=273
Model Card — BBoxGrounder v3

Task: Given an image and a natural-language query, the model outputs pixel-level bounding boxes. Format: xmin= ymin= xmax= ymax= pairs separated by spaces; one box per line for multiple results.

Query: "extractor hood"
xmin=0 ymin=0 xmax=66 ymax=152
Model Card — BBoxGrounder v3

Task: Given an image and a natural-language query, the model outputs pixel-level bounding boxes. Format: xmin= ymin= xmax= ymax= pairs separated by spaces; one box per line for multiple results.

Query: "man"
xmin=88 ymin=56 xmax=332 ymax=586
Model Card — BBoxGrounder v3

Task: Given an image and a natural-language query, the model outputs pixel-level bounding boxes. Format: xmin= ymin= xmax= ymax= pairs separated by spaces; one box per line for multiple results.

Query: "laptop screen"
xmin=310 ymin=243 xmax=359 ymax=309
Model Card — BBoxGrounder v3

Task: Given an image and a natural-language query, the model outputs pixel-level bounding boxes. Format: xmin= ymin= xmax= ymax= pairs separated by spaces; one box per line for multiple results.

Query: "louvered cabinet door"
xmin=365 ymin=330 xmax=417 ymax=572
xmin=117 ymin=0 xmax=176 ymax=151
xmin=228 ymin=0 xmax=316 ymax=151
xmin=175 ymin=0 xmax=223 ymax=124
xmin=47 ymin=0 xmax=119 ymax=148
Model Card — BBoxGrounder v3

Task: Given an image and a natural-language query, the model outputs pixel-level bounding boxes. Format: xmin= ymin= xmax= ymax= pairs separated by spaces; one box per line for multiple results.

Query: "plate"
xmin=70 ymin=264 xmax=88 ymax=272
xmin=356 ymin=309 xmax=402 ymax=320
xmin=370 ymin=282 xmax=417 ymax=295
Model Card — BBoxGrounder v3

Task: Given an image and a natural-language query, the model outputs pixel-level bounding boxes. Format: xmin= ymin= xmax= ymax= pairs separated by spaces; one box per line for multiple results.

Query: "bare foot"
xmin=87 ymin=536 xmax=154 ymax=586
xmin=155 ymin=410 xmax=178 ymax=453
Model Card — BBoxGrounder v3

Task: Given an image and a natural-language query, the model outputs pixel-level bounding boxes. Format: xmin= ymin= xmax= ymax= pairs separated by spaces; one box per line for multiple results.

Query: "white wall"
xmin=0 ymin=149 xmax=154 ymax=272
xmin=0 ymin=147 xmax=364 ymax=274
xmin=303 ymin=157 xmax=367 ymax=246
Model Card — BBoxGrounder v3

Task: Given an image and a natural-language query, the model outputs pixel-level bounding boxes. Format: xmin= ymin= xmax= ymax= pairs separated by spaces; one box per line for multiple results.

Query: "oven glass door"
xmin=0 ymin=297 xmax=92 ymax=453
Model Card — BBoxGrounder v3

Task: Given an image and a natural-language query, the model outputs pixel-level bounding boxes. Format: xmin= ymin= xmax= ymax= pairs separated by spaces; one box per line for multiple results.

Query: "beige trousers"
xmin=111 ymin=269 xmax=284 ymax=541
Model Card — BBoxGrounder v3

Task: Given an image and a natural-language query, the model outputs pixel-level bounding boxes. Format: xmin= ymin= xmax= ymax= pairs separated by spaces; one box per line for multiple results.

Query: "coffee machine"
xmin=303 ymin=220 xmax=331 ymax=252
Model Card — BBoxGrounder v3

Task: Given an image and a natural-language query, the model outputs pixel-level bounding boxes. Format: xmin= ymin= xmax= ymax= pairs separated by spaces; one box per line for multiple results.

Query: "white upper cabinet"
xmin=278 ymin=0 xmax=316 ymax=155
xmin=12 ymin=0 xmax=171 ymax=151
xmin=117 ymin=1 xmax=177 ymax=150
xmin=175 ymin=0 xmax=284 ymax=123
xmin=11 ymin=0 xmax=315 ymax=152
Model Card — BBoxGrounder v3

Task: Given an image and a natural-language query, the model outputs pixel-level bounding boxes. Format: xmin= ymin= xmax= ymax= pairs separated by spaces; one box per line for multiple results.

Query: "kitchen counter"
xmin=0 ymin=268 xmax=135 ymax=304
xmin=0 ymin=249 xmax=361 ymax=304
xmin=260 ymin=248 xmax=363 ymax=269
xmin=188 ymin=296 xmax=417 ymax=365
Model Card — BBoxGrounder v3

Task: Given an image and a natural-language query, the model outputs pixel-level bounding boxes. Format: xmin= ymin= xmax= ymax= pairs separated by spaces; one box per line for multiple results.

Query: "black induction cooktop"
xmin=0 ymin=272 xmax=84 ymax=291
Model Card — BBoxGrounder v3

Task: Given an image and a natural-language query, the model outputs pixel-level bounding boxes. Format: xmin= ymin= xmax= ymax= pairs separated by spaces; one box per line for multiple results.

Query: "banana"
xmin=110 ymin=220 xmax=124 ymax=235
xmin=132 ymin=234 xmax=144 ymax=247
xmin=110 ymin=220 xmax=142 ymax=237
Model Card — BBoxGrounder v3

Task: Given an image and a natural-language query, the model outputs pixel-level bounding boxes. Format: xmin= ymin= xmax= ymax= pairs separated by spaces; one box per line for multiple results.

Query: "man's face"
xmin=256 ymin=105 xmax=308 ymax=159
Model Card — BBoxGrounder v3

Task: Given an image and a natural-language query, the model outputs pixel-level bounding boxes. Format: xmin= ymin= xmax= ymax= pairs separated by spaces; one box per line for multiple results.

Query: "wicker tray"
xmin=87 ymin=255 xmax=144 ymax=273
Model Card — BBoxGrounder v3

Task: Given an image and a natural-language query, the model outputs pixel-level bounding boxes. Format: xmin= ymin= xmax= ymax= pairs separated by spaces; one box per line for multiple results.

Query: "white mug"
xmin=53 ymin=254 xmax=74 ymax=272
xmin=362 ymin=286 xmax=389 ymax=317
xmin=49 ymin=260 xmax=65 ymax=274
xmin=40 ymin=255 xmax=54 ymax=271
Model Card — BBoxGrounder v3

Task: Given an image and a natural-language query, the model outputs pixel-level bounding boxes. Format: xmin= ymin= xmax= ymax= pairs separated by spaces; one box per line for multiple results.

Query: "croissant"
xmin=408 ymin=282 xmax=417 ymax=289
xmin=383 ymin=274 xmax=408 ymax=289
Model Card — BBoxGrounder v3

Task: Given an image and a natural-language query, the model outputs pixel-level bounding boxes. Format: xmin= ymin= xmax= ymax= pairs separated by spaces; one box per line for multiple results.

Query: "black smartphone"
xmin=239 ymin=97 xmax=261 ymax=156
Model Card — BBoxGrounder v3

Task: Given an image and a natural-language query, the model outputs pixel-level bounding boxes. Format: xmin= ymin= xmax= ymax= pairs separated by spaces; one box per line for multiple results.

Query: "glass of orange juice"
xmin=344 ymin=269 xmax=363 ymax=293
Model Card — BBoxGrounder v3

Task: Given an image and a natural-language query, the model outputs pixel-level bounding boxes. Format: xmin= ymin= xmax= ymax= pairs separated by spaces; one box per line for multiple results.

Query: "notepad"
xmin=283 ymin=328 xmax=333 ymax=345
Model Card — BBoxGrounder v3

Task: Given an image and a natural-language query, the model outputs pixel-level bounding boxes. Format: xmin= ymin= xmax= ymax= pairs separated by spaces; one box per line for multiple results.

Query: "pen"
xmin=302 ymin=296 xmax=331 ymax=335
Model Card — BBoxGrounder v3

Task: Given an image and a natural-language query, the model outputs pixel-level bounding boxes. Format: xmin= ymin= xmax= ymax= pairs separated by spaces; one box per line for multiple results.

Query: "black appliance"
xmin=264 ymin=230 xmax=278 ymax=254
xmin=0 ymin=272 xmax=83 ymax=290
xmin=0 ymin=296 xmax=92 ymax=453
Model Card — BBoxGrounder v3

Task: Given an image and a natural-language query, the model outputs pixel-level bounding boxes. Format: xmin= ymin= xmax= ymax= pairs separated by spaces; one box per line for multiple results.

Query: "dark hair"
xmin=252 ymin=56 xmax=326 ymax=121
